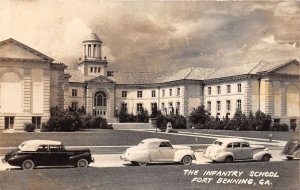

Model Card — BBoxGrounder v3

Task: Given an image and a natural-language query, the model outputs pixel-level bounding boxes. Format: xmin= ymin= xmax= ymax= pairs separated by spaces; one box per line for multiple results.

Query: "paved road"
xmin=0 ymin=149 xmax=289 ymax=171
xmin=0 ymin=160 xmax=298 ymax=190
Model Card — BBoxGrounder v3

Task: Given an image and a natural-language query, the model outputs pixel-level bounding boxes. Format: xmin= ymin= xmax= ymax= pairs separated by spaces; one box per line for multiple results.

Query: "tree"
xmin=254 ymin=110 xmax=272 ymax=131
xmin=150 ymin=103 xmax=158 ymax=118
xmin=189 ymin=105 xmax=211 ymax=125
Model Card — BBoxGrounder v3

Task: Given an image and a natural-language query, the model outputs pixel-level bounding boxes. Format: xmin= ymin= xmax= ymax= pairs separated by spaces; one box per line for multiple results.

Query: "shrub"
xmin=254 ymin=111 xmax=272 ymax=131
xmin=40 ymin=122 xmax=52 ymax=132
xmin=137 ymin=108 xmax=149 ymax=123
xmin=150 ymin=103 xmax=158 ymax=118
xmin=156 ymin=112 xmax=187 ymax=129
xmin=24 ymin=123 xmax=35 ymax=132
xmin=189 ymin=105 xmax=210 ymax=125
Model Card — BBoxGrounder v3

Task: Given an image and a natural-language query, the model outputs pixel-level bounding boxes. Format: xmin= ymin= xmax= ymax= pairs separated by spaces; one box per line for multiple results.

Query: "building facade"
xmin=0 ymin=34 xmax=299 ymax=130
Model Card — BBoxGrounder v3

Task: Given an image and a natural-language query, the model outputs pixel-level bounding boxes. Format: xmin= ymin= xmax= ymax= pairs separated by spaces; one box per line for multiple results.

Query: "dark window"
xmin=151 ymin=90 xmax=156 ymax=98
xmin=32 ymin=117 xmax=41 ymax=129
xmin=137 ymin=91 xmax=143 ymax=98
xmin=208 ymin=87 xmax=211 ymax=95
xmin=72 ymin=89 xmax=77 ymax=97
xmin=177 ymin=88 xmax=180 ymax=96
xmin=71 ymin=101 xmax=78 ymax=110
xmin=237 ymin=100 xmax=242 ymax=110
xmin=207 ymin=101 xmax=211 ymax=111
xmin=122 ymin=91 xmax=127 ymax=98
xmin=121 ymin=103 xmax=127 ymax=112
xmin=241 ymin=142 xmax=250 ymax=148
xmin=217 ymin=86 xmax=221 ymax=94
xmin=227 ymin=143 xmax=233 ymax=148
xmin=238 ymin=84 xmax=242 ymax=92
xmin=94 ymin=91 xmax=106 ymax=106
xmin=162 ymin=89 xmax=165 ymax=97
xmin=217 ymin=101 xmax=221 ymax=111
xmin=137 ymin=103 xmax=143 ymax=112
xmin=226 ymin=100 xmax=231 ymax=111
xmin=4 ymin=117 xmax=14 ymax=129
xmin=233 ymin=142 xmax=241 ymax=148
xmin=227 ymin=85 xmax=231 ymax=93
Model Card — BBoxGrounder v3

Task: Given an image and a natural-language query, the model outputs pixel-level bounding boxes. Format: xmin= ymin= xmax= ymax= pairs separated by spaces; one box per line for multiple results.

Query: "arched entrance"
xmin=93 ymin=91 xmax=107 ymax=117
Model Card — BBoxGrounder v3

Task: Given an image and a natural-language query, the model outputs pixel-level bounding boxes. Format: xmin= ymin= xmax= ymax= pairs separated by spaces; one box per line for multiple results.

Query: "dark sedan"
xmin=2 ymin=140 xmax=94 ymax=170
xmin=282 ymin=139 xmax=300 ymax=160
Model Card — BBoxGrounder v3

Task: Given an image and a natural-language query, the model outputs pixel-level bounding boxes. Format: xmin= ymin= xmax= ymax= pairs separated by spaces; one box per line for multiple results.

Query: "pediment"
xmin=0 ymin=38 xmax=52 ymax=61
xmin=86 ymin=75 xmax=116 ymax=83
xmin=273 ymin=60 xmax=299 ymax=75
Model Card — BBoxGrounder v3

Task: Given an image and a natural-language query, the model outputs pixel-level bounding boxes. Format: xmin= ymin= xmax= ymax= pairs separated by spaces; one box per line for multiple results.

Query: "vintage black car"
xmin=2 ymin=140 xmax=94 ymax=170
xmin=282 ymin=139 xmax=300 ymax=160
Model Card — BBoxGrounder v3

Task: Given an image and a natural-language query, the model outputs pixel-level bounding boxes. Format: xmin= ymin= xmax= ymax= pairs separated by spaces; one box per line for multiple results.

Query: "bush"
xmin=24 ymin=123 xmax=35 ymax=132
xmin=156 ymin=112 xmax=187 ymax=129
xmin=272 ymin=123 xmax=289 ymax=131
xmin=189 ymin=105 xmax=210 ymax=125
xmin=40 ymin=122 xmax=52 ymax=132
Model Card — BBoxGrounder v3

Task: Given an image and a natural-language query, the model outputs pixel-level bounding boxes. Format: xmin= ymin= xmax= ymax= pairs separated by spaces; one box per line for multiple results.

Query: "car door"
xmin=34 ymin=145 xmax=50 ymax=166
xmin=157 ymin=142 xmax=176 ymax=161
xmin=48 ymin=145 xmax=69 ymax=166
xmin=240 ymin=142 xmax=253 ymax=159
xmin=231 ymin=142 xmax=243 ymax=160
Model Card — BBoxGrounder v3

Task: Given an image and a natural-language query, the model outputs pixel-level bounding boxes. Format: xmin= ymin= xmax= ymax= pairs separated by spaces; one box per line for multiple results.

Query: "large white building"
xmin=0 ymin=33 xmax=299 ymax=130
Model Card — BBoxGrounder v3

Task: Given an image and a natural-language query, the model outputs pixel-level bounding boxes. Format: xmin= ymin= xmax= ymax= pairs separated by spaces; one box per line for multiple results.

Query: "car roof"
xmin=19 ymin=140 xmax=62 ymax=151
xmin=140 ymin=138 xmax=170 ymax=148
xmin=215 ymin=138 xmax=247 ymax=144
xmin=142 ymin=138 xmax=170 ymax=143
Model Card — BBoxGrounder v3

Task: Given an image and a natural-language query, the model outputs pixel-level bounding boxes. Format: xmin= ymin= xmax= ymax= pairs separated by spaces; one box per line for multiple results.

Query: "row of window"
xmin=207 ymin=100 xmax=242 ymax=112
xmin=90 ymin=67 xmax=101 ymax=73
xmin=4 ymin=116 xmax=41 ymax=130
xmin=121 ymin=88 xmax=181 ymax=98
xmin=208 ymin=84 xmax=242 ymax=95
xmin=121 ymin=102 xmax=181 ymax=114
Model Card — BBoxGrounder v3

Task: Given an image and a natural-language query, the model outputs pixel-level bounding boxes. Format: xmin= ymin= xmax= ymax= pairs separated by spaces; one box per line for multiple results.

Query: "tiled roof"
xmin=68 ymin=59 xmax=298 ymax=84
xmin=68 ymin=70 xmax=95 ymax=83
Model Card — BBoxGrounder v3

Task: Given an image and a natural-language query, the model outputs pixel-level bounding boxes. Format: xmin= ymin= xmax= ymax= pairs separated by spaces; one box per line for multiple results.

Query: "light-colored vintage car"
xmin=282 ymin=139 xmax=300 ymax=160
xmin=204 ymin=138 xmax=272 ymax=163
xmin=120 ymin=138 xmax=196 ymax=166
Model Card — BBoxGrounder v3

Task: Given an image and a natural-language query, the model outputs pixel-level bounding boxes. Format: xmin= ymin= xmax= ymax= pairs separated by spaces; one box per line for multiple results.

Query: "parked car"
xmin=282 ymin=139 xmax=300 ymax=160
xmin=2 ymin=140 xmax=94 ymax=170
xmin=204 ymin=138 xmax=272 ymax=163
xmin=120 ymin=138 xmax=196 ymax=166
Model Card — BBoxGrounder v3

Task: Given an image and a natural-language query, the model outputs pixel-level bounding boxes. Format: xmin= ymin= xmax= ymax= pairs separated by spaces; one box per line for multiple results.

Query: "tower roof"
xmin=83 ymin=33 xmax=102 ymax=43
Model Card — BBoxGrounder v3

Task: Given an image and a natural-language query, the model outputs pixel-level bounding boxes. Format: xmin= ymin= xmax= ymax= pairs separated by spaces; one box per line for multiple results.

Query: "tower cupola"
xmin=82 ymin=33 xmax=102 ymax=60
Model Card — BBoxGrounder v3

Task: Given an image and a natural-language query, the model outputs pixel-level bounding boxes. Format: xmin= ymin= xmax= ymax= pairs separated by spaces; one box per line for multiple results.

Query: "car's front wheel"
xmin=224 ymin=156 xmax=233 ymax=163
xmin=182 ymin=156 xmax=192 ymax=165
xmin=261 ymin=154 xmax=270 ymax=162
xmin=22 ymin=159 xmax=35 ymax=170
xmin=76 ymin=158 xmax=89 ymax=168
xmin=286 ymin=156 xmax=293 ymax=160
xmin=137 ymin=161 xmax=147 ymax=166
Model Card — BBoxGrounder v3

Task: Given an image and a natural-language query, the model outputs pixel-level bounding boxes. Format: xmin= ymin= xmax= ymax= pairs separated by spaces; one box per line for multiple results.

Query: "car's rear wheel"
xmin=137 ymin=161 xmax=147 ymax=166
xmin=182 ymin=156 xmax=192 ymax=165
xmin=261 ymin=154 xmax=270 ymax=162
xmin=224 ymin=156 xmax=233 ymax=163
xmin=22 ymin=159 xmax=35 ymax=170
xmin=131 ymin=161 xmax=138 ymax=165
xmin=77 ymin=158 xmax=89 ymax=168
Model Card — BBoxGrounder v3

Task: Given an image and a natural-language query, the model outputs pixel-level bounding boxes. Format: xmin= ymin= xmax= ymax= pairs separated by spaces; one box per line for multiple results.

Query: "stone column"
xmin=280 ymin=81 xmax=287 ymax=116
xmin=243 ymin=80 xmax=252 ymax=115
xmin=86 ymin=85 xmax=93 ymax=115
xmin=182 ymin=85 xmax=189 ymax=119
xmin=200 ymin=84 xmax=205 ymax=106
xmin=91 ymin=45 xmax=94 ymax=57
xmin=264 ymin=79 xmax=274 ymax=116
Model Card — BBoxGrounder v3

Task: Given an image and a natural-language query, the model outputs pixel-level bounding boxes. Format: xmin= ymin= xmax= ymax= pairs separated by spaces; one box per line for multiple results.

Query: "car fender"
xmin=217 ymin=152 xmax=234 ymax=161
xmin=253 ymin=150 xmax=271 ymax=160
xmin=174 ymin=150 xmax=194 ymax=162
xmin=128 ymin=150 xmax=150 ymax=162
xmin=292 ymin=150 xmax=300 ymax=158
xmin=9 ymin=154 xmax=32 ymax=162
xmin=69 ymin=152 xmax=91 ymax=161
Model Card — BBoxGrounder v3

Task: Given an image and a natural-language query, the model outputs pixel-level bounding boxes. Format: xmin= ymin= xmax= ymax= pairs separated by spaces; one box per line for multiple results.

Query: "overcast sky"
xmin=0 ymin=0 xmax=299 ymax=72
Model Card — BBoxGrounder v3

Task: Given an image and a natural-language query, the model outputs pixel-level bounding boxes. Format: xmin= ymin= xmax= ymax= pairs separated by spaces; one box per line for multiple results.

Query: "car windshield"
xmin=18 ymin=142 xmax=27 ymax=151
xmin=213 ymin=141 xmax=223 ymax=146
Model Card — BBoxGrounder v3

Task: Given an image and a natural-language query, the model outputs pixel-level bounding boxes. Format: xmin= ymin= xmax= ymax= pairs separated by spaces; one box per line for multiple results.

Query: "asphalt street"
xmin=0 ymin=128 xmax=299 ymax=190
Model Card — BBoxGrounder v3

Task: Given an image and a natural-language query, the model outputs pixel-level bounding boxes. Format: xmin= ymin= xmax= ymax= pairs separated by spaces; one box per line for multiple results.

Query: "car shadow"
xmin=6 ymin=166 xmax=92 ymax=170
xmin=123 ymin=162 xmax=184 ymax=167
